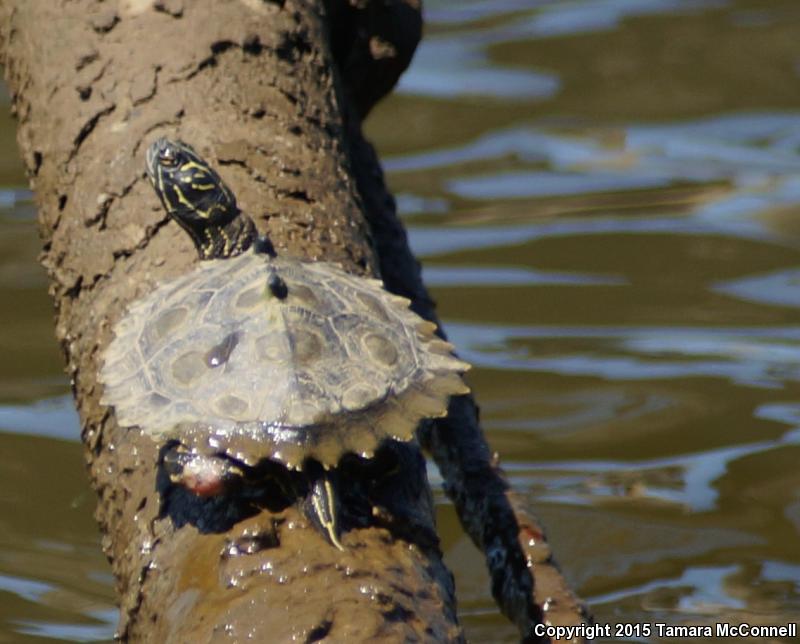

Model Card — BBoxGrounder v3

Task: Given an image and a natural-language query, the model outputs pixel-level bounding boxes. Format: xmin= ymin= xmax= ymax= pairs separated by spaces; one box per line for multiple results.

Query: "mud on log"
xmin=0 ymin=0 xmax=589 ymax=641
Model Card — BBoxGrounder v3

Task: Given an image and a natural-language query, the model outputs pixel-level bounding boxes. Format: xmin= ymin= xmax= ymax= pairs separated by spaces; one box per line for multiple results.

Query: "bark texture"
xmin=1 ymin=0 xmax=589 ymax=641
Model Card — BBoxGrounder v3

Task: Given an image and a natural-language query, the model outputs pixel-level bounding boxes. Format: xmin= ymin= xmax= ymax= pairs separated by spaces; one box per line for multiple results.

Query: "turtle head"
xmin=146 ymin=138 xmax=256 ymax=259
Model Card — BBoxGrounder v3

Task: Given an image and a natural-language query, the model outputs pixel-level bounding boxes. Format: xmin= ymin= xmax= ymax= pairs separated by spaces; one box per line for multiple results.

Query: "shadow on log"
xmin=0 ymin=0 xmax=590 ymax=641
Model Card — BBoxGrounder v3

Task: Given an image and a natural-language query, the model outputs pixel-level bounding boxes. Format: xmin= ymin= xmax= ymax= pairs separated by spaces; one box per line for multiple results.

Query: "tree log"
xmin=0 ymin=0 xmax=589 ymax=641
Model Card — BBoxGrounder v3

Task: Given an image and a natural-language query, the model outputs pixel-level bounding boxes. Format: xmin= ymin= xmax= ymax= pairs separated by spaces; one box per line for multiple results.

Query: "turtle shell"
xmin=100 ymin=253 xmax=470 ymax=469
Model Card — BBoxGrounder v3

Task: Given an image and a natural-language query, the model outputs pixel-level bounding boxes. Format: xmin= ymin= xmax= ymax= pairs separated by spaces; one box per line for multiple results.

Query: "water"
xmin=3 ymin=0 xmax=800 ymax=641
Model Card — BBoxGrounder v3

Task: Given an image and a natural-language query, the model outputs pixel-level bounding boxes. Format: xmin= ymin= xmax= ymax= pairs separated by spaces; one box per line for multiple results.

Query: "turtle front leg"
xmin=161 ymin=443 xmax=246 ymax=497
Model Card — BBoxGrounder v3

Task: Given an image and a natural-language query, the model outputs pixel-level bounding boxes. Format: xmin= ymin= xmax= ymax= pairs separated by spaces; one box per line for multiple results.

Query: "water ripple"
xmin=397 ymin=36 xmax=559 ymax=100
xmin=426 ymin=0 xmax=721 ymax=33
xmin=0 ymin=188 xmax=32 ymax=212
xmin=589 ymin=564 xmax=746 ymax=612
xmin=0 ymin=572 xmax=52 ymax=603
xmin=447 ymin=322 xmax=800 ymax=387
xmin=715 ymin=268 xmax=800 ymax=309
xmin=408 ymin=217 xmax=772 ymax=258
xmin=422 ymin=265 xmax=625 ymax=287
xmin=0 ymin=573 xmax=115 ymax=642
xmin=412 ymin=1 xmax=723 ymax=100
xmin=0 ymin=396 xmax=80 ymax=442
xmin=15 ymin=611 xmax=116 ymax=643
xmin=504 ymin=425 xmax=800 ymax=512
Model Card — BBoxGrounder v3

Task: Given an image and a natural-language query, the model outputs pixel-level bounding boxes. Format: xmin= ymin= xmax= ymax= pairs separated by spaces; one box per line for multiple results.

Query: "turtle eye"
xmin=159 ymin=147 xmax=178 ymax=167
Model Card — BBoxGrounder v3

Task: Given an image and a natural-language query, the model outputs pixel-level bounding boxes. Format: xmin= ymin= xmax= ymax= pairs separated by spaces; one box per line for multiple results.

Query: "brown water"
xmin=2 ymin=1 xmax=800 ymax=642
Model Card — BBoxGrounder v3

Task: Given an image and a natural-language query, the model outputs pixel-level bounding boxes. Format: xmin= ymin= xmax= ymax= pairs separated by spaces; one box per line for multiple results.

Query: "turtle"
xmin=99 ymin=138 xmax=470 ymax=548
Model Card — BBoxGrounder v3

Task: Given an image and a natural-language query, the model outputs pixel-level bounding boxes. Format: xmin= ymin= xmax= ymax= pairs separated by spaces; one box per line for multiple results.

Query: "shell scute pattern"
xmin=102 ymin=253 xmax=470 ymax=469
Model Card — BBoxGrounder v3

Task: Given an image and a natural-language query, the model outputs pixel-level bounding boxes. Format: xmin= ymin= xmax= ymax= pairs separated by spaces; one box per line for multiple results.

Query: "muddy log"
xmin=0 ymin=0 xmax=589 ymax=642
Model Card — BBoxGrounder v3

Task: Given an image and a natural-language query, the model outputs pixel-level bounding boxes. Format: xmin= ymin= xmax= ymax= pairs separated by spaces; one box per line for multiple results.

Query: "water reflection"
xmin=503 ymin=425 xmax=800 ymax=512
xmin=386 ymin=2 xmax=800 ymax=637
xmin=0 ymin=428 xmax=116 ymax=642
xmin=589 ymin=564 xmax=747 ymax=612
xmin=0 ymin=573 xmax=52 ymax=603
xmin=0 ymin=396 xmax=80 ymax=441
xmin=406 ymin=0 xmax=723 ymax=100
xmin=0 ymin=188 xmax=32 ymax=211
xmin=716 ymin=267 xmax=800 ymax=308
xmin=408 ymin=218 xmax=775 ymax=259
xmin=398 ymin=36 xmax=560 ymax=100
xmin=391 ymin=113 xmax=800 ymax=233
xmin=424 ymin=0 xmax=717 ymax=31
xmin=0 ymin=573 xmax=115 ymax=643
xmin=422 ymin=265 xmax=625 ymax=287
xmin=449 ymin=322 xmax=800 ymax=386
